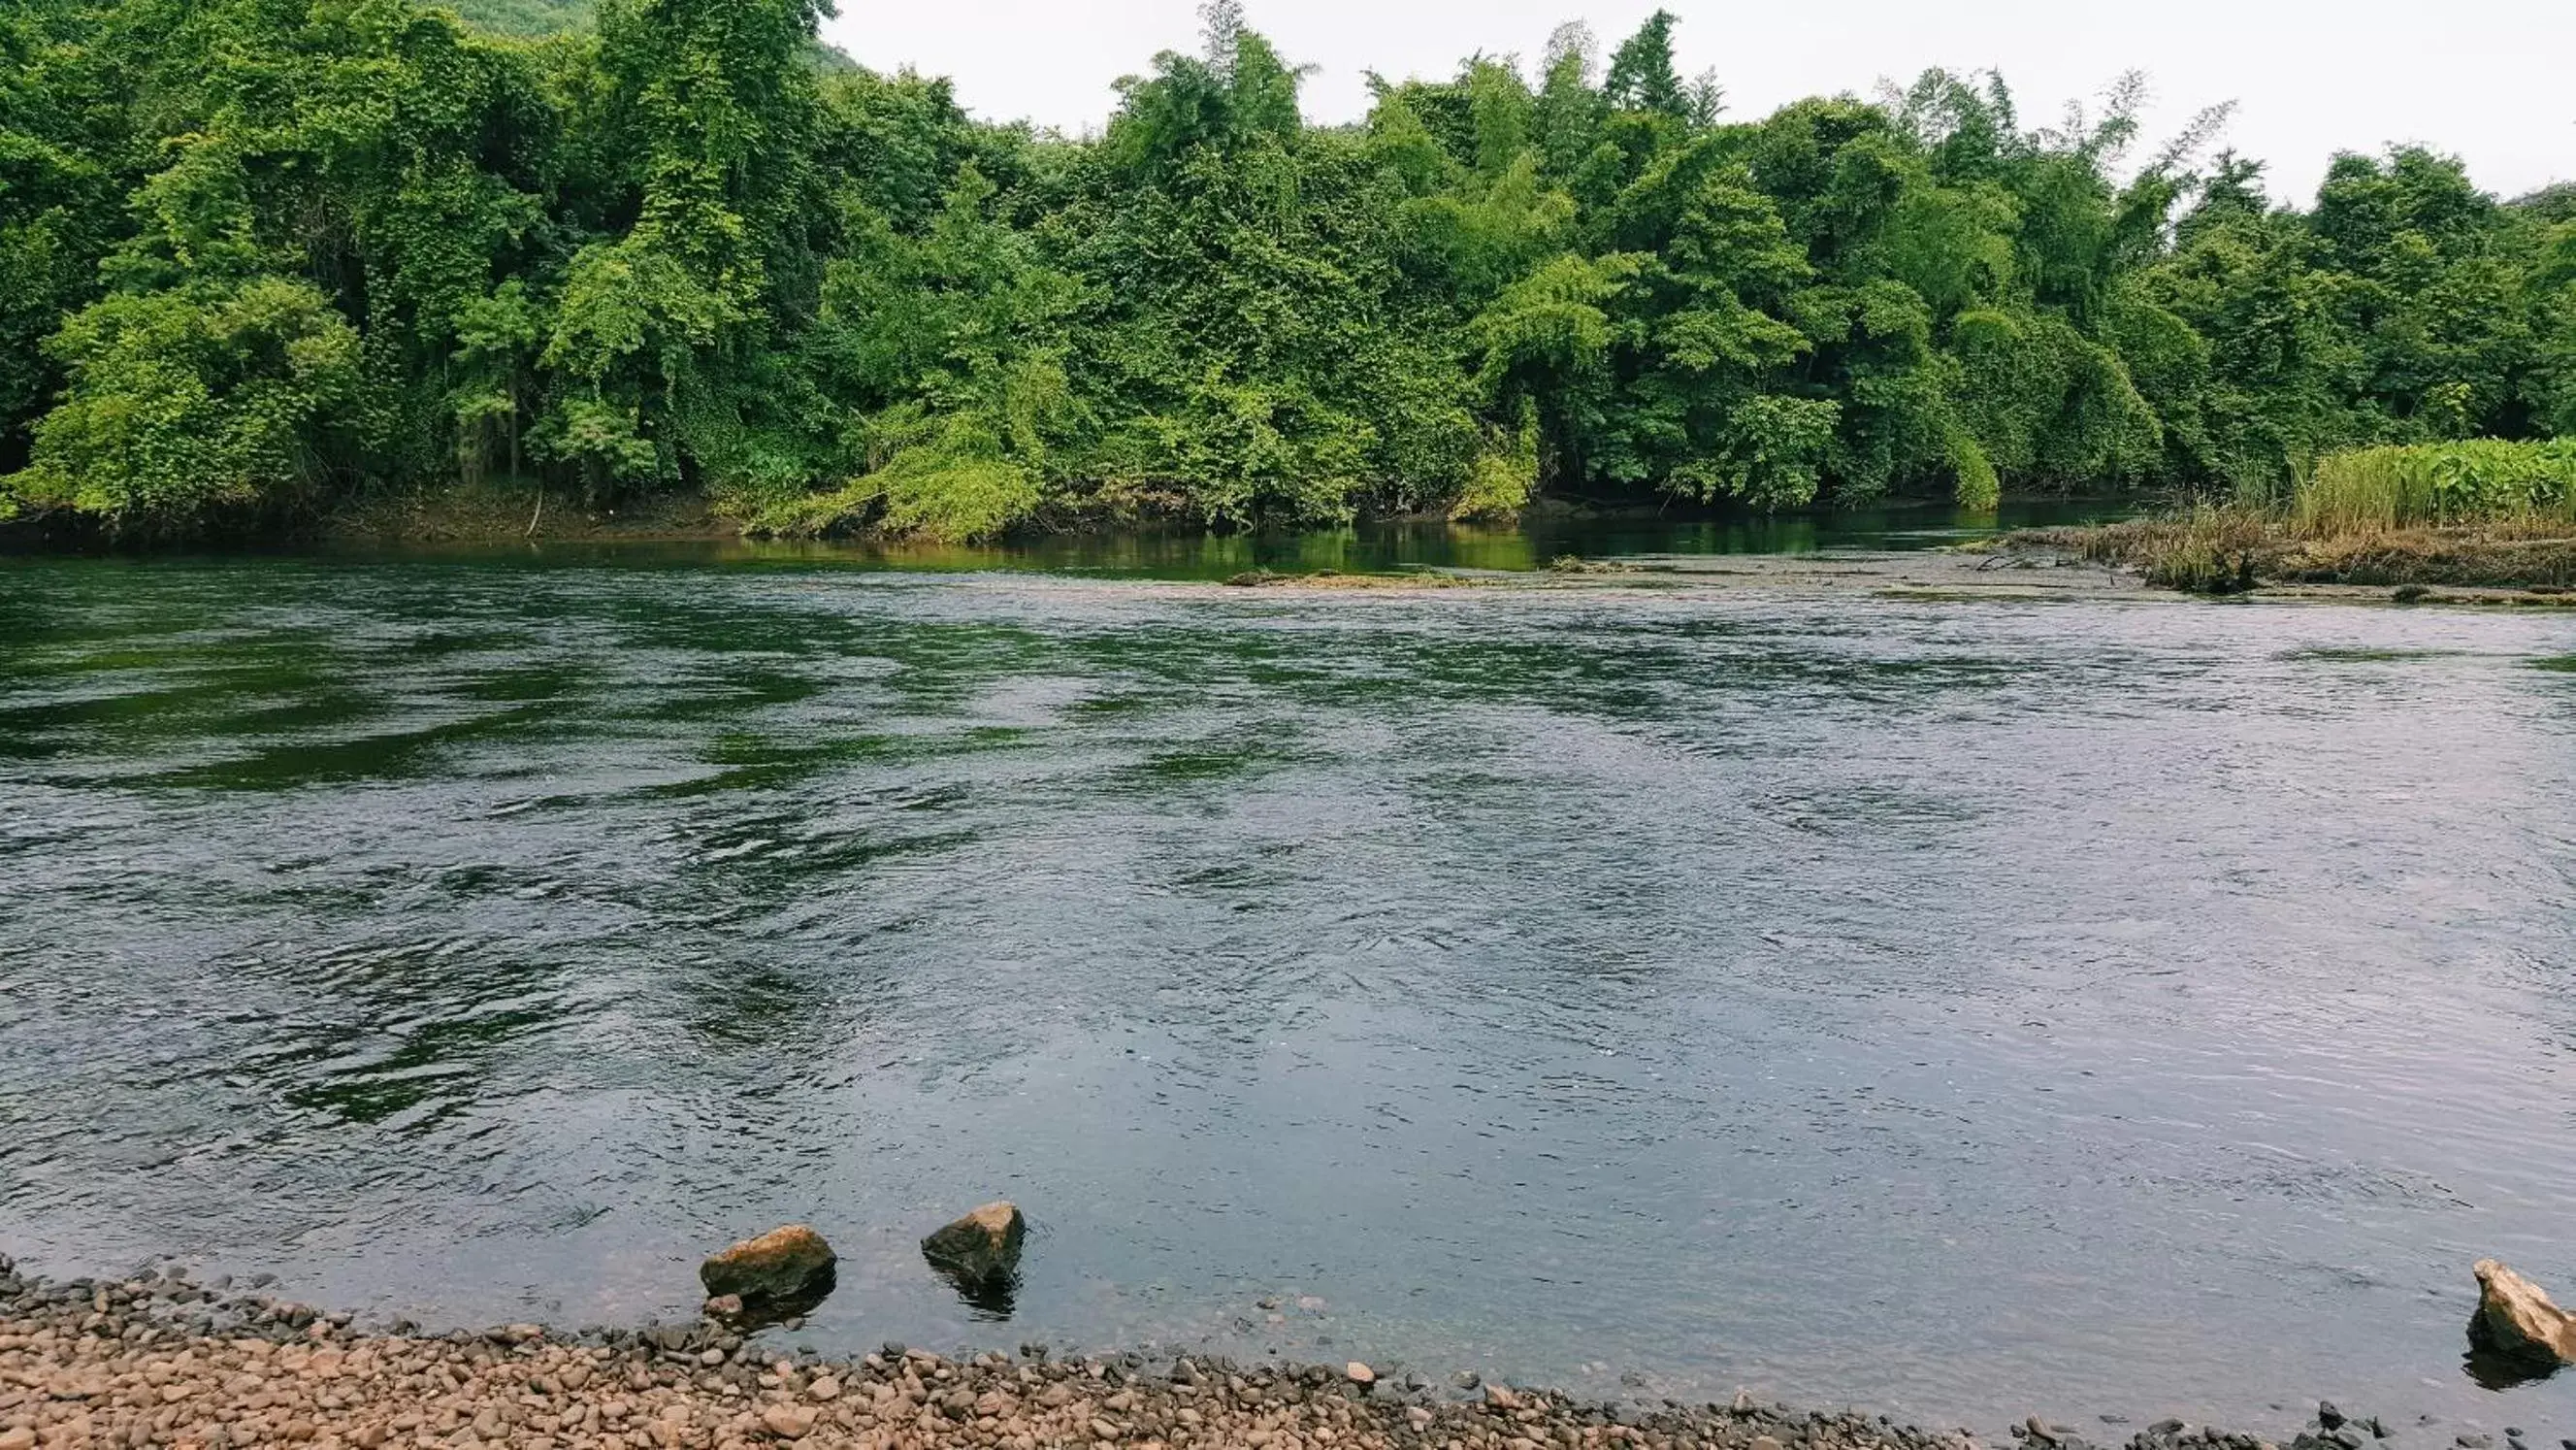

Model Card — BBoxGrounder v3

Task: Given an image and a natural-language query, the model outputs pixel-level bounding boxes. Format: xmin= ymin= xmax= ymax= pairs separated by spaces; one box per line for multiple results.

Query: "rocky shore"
xmin=1 ymin=1254 xmax=2559 ymax=1450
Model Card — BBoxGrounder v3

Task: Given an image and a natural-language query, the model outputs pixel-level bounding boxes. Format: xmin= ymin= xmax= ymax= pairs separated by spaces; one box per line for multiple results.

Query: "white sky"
xmin=826 ymin=0 xmax=2573 ymax=205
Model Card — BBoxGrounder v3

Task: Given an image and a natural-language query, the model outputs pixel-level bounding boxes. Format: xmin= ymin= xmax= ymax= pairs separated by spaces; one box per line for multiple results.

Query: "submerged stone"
xmin=922 ymin=1202 xmax=1026 ymax=1288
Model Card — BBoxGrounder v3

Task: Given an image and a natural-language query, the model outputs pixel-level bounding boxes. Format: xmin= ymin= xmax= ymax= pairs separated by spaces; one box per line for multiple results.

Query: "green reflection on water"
xmin=301 ymin=499 xmax=2126 ymax=578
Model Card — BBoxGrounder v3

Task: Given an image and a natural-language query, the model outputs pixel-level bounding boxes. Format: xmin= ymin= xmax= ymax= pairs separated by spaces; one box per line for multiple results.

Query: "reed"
xmin=2298 ymin=441 xmax=2576 ymax=533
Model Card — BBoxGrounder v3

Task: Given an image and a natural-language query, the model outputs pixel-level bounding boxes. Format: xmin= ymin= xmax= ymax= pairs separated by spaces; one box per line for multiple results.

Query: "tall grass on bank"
xmin=2299 ymin=440 xmax=2576 ymax=533
xmin=2017 ymin=441 xmax=2576 ymax=593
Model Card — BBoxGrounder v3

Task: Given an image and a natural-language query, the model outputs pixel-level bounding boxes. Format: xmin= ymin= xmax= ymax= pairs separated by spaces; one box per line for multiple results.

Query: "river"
xmin=2 ymin=508 xmax=2572 ymax=1434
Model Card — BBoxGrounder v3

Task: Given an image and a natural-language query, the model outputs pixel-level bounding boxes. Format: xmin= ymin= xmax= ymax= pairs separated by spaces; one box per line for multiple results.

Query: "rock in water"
xmin=699 ymin=1225 xmax=835 ymax=1304
xmin=922 ymin=1202 xmax=1027 ymax=1287
xmin=2470 ymin=1260 xmax=2576 ymax=1368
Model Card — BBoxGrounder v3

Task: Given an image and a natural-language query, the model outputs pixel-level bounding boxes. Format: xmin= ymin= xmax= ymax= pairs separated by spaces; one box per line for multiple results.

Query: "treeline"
xmin=3 ymin=0 xmax=2572 ymax=538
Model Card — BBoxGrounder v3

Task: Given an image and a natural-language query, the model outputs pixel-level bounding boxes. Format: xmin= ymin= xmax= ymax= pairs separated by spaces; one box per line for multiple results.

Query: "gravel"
xmin=0 ymin=1256 xmax=2460 ymax=1450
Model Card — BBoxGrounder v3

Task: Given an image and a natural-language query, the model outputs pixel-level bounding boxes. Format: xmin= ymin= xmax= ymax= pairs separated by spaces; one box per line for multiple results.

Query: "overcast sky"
xmin=826 ymin=0 xmax=2572 ymax=205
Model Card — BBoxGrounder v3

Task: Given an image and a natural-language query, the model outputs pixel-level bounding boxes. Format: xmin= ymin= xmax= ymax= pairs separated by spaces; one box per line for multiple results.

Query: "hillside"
xmin=435 ymin=0 xmax=857 ymax=68
xmin=439 ymin=0 xmax=590 ymax=35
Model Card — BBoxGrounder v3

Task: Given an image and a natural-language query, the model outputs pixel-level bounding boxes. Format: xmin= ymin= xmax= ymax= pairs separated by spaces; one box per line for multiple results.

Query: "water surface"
xmin=2 ymin=534 xmax=2572 ymax=1434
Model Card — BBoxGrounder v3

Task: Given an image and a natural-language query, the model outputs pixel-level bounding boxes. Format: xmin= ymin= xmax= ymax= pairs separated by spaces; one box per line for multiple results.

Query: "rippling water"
xmin=2 ymin=535 xmax=2572 ymax=1434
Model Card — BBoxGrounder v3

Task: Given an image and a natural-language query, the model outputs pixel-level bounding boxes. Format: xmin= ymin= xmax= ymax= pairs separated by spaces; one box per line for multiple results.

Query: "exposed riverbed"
xmin=2 ymin=523 xmax=2572 ymax=1435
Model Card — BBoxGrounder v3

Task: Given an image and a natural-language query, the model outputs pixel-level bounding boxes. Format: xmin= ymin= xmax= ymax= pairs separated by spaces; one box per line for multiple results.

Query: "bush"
xmin=4 ymin=279 xmax=364 ymax=530
xmin=1950 ymin=432 xmax=2000 ymax=511
xmin=1450 ymin=410 xmax=1540 ymax=520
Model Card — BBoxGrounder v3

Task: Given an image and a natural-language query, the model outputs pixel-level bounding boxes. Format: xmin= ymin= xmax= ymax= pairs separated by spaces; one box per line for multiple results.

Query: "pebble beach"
xmin=6 ymin=1254 xmax=2513 ymax=1450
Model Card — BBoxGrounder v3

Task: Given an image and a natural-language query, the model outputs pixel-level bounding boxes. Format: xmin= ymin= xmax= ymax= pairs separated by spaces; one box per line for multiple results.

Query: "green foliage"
xmin=1668 ymin=394 xmax=1841 ymax=508
xmin=1451 ymin=406 xmax=1542 ymax=519
xmin=1950 ymin=432 xmax=2001 ymax=511
xmin=6 ymin=277 xmax=363 ymax=527
xmin=2 ymin=0 xmax=2567 ymax=537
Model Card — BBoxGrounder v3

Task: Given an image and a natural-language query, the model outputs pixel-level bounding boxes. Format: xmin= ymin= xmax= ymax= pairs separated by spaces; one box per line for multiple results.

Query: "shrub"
xmin=4 ymin=279 xmax=364 ymax=530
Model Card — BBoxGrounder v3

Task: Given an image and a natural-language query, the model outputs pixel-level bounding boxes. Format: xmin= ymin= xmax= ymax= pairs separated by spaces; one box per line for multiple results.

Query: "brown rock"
xmin=1344 ymin=1363 xmax=1374 ymax=1387
xmin=701 ymin=1295 xmax=745 ymax=1322
xmin=761 ymin=1404 xmax=817 ymax=1439
xmin=698 ymin=1227 xmax=836 ymax=1304
xmin=921 ymin=1203 xmax=1027 ymax=1286
xmin=2470 ymin=1259 xmax=2576 ymax=1367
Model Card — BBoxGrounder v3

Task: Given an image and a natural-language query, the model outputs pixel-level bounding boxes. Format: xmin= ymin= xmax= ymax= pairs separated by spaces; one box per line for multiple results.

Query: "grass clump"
xmin=2299 ymin=440 xmax=2576 ymax=532
xmin=2017 ymin=508 xmax=2270 ymax=594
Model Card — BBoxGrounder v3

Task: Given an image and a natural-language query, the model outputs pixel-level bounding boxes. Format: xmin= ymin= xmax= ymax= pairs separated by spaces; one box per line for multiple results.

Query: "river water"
xmin=3 ymin=511 xmax=2573 ymax=1435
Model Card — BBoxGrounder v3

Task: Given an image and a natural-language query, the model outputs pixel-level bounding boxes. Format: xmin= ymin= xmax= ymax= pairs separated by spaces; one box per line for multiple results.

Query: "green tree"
xmin=2 ymin=0 xmax=2563 ymax=535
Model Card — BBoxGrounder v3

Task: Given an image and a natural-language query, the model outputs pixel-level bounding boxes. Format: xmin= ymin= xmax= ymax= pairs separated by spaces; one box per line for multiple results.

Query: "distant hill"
xmin=439 ymin=0 xmax=592 ymax=36
xmin=436 ymin=0 xmax=858 ymax=68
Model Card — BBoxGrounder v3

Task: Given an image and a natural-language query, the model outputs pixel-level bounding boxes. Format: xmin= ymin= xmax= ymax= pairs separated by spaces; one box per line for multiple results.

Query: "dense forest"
xmin=3 ymin=0 xmax=2571 ymax=539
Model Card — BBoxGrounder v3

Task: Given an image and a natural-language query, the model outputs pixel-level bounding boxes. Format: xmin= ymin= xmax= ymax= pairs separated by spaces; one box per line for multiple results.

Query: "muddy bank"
xmin=0 ymin=1256 xmax=2530 ymax=1450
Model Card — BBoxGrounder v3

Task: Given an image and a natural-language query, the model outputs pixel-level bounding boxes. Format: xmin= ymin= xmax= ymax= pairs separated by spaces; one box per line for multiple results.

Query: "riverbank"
xmin=0 ymin=1255 xmax=2505 ymax=1450
xmin=15 ymin=483 xmax=2045 ymax=556
xmin=142 ymin=486 xmax=2576 ymax=607
xmin=1999 ymin=512 xmax=2576 ymax=598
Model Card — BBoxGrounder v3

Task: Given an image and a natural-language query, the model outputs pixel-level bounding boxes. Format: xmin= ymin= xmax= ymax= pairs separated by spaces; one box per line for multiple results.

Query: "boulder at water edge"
xmin=2470 ymin=1259 xmax=2576 ymax=1368
xmin=921 ymin=1202 xmax=1026 ymax=1285
xmin=700 ymin=1225 xmax=836 ymax=1303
